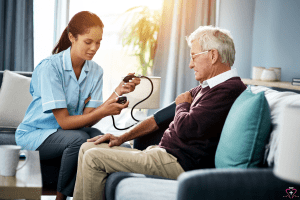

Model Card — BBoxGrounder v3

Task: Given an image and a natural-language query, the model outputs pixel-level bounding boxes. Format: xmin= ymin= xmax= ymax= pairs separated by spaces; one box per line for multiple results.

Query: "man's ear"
xmin=210 ymin=49 xmax=219 ymax=65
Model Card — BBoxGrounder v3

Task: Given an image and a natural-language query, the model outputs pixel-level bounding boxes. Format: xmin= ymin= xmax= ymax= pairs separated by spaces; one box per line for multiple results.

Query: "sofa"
xmin=0 ymin=70 xmax=63 ymax=191
xmin=104 ymin=82 xmax=300 ymax=200
xmin=1 ymin=70 xmax=300 ymax=200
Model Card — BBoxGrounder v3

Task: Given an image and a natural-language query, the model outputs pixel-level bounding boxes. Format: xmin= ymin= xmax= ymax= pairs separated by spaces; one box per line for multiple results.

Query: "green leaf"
xmin=118 ymin=5 xmax=161 ymax=75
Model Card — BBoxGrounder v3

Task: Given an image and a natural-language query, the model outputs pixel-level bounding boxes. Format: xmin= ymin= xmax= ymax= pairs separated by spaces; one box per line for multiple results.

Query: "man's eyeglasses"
xmin=190 ymin=50 xmax=210 ymax=62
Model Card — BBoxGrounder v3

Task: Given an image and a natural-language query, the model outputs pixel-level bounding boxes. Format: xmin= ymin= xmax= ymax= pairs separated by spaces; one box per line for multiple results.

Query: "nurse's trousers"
xmin=36 ymin=127 xmax=131 ymax=197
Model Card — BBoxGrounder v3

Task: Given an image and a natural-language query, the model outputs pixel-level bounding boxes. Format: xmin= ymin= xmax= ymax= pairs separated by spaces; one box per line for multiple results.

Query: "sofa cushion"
xmin=106 ymin=172 xmax=172 ymax=200
xmin=115 ymin=178 xmax=178 ymax=200
xmin=177 ymin=168 xmax=292 ymax=200
xmin=0 ymin=70 xmax=32 ymax=128
xmin=250 ymin=86 xmax=300 ymax=167
xmin=215 ymin=87 xmax=271 ymax=168
xmin=0 ymin=128 xmax=17 ymax=145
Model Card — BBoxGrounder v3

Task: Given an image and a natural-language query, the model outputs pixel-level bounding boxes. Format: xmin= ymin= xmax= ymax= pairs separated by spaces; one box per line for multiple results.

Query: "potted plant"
xmin=119 ymin=6 xmax=161 ymax=75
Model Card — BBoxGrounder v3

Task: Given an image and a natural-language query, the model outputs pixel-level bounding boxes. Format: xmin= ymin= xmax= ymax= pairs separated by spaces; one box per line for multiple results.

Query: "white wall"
xmin=251 ymin=0 xmax=300 ymax=82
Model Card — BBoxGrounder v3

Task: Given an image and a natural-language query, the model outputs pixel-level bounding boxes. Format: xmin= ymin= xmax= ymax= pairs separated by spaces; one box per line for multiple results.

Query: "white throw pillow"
xmin=0 ymin=70 xmax=32 ymax=128
xmin=250 ymin=86 xmax=300 ymax=167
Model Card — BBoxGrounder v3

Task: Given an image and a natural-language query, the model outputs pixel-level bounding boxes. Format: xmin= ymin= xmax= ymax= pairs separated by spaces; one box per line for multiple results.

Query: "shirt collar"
xmin=63 ymin=47 xmax=90 ymax=72
xmin=201 ymin=68 xmax=239 ymax=88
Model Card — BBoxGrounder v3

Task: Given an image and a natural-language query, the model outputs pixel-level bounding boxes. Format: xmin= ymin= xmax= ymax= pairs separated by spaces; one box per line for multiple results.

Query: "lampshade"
xmin=274 ymin=105 xmax=300 ymax=184
xmin=125 ymin=76 xmax=161 ymax=109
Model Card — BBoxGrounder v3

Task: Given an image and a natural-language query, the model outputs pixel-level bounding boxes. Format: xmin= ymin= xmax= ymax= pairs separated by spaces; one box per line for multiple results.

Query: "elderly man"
xmin=73 ymin=26 xmax=247 ymax=200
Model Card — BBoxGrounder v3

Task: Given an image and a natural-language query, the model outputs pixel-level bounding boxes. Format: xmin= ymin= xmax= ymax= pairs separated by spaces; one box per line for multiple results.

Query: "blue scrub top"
xmin=16 ymin=47 xmax=103 ymax=150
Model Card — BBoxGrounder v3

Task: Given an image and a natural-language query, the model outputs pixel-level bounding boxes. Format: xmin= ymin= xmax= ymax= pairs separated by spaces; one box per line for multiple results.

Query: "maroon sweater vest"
xmin=159 ymin=77 xmax=247 ymax=171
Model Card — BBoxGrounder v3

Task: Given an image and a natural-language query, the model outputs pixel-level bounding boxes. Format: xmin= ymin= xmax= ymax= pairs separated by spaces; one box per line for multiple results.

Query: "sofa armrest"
xmin=177 ymin=168 xmax=292 ymax=200
xmin=133 ymin=119 xmax=171 ymax=150
xmin=105 ymin=172 xmax=171 ymax=200
xmin=133 ymin=101 xmax=175 ymax=150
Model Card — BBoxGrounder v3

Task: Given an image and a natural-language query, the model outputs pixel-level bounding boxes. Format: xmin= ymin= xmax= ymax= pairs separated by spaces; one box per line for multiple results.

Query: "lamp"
xmin=273 ymin=105 xmax=300 ymax=185
xmin=124 ymin=76 xmax=161 ymax=125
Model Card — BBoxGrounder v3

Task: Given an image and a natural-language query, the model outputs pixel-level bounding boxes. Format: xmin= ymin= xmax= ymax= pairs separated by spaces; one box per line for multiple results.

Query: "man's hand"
xmin=87 ymin=133 xmax=123 ymax=147
xmin=175 ymin=91 xmax=193 ymax=105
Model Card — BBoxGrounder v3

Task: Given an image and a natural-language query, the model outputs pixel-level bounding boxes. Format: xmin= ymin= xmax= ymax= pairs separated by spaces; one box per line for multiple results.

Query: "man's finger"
xmin=94 ymin=134 xmax=110 ymax=145
xmin=108 ymin=141 xmax=113 ymax=147
xmin=87 ymin=135 xmax=102 ymax=142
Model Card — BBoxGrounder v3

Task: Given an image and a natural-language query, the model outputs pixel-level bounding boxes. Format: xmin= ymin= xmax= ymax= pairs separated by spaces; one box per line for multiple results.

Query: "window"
xmin=34 ymin=0 xmax=163 ymax=99
xmin=33 ymin=0 xmax=55 ymax=68
xmin=69 ymin=0 xmax=163 ymax=99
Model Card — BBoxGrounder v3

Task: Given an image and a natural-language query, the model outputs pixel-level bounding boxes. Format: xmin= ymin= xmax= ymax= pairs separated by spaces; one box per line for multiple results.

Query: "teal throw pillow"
xmin=215 ymin=87 xmax=271 ymax=168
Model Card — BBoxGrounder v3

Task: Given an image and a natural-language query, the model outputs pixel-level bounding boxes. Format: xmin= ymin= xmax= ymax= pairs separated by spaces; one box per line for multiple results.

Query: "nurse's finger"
xmin=84 ymin=96 xmax=91 ymax=105
xmin=120 ymin=100 xmax=129 ymax=108
xmin=130 ymin=77 xmax=141 ymax=85
xmin=123 ymin=82 xmax=135 ymax=91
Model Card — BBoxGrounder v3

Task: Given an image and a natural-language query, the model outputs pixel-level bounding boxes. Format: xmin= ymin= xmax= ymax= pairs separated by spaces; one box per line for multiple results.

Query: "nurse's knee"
xmin=70 ymin=131 xmax=90 ymax=147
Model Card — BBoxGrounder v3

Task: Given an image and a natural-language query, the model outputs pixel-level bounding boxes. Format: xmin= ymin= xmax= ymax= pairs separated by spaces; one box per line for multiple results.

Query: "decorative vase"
xmin=252 ymin=66 xmax=266 ymax=80
xmin=269 ymin=67 xmax=281 ymax=81
xmin=260 ymin=69 xmax=277 ymax=82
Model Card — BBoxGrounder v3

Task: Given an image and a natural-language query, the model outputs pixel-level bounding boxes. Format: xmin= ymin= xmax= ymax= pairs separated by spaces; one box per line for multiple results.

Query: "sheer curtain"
xmin=0 ymin=0 xmax=34 ymax=71
xmin=152 ymin=0 xmax=216 ymax=109
xmin=53 ymin=0 xmax=70 ymax=47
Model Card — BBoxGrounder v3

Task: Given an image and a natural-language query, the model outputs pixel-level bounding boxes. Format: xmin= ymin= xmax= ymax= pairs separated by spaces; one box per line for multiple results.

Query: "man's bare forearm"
xmin=119 ymin=116 xmax=159 ymax=143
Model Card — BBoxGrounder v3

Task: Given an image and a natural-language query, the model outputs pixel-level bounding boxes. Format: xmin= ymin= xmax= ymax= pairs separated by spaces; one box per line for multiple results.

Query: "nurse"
xmin=15 ymin=11 xmax=140 ymax=200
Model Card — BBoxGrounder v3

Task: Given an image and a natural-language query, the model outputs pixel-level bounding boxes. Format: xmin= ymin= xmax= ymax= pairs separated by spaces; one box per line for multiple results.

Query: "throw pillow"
xmin=250 ymin=85 xmax=300 ymax=167
xmin=0 ymin=70 xmax=32 ymax=128
xmin=215 ymin=87 xmax=271 ymax=168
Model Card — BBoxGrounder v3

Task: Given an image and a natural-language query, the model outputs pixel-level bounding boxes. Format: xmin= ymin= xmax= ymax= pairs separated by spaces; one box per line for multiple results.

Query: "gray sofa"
xmin=0 ymin=71 xmax=61 ymax=191
xmin=104 ymin=84 xmax=300 ymax=200
xmin=1 ymin=70 xmax=299 ymax=200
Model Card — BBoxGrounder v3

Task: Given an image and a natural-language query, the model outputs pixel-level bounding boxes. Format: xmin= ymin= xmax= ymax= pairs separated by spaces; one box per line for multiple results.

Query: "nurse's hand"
xmin=96 ymin=97 xmax=129 ymax=116
xmin=115 ymin=73 xmax=141 ymax=96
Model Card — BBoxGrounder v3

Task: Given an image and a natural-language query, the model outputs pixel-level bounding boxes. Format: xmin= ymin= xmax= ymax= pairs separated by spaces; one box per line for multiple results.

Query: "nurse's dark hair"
xmin=52 ymin=11 xmax=104 ymax=54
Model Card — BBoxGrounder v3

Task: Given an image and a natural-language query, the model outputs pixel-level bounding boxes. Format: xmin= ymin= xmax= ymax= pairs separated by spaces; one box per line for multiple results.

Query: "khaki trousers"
xmin=73 ymin=142 xmax=185 ymax=200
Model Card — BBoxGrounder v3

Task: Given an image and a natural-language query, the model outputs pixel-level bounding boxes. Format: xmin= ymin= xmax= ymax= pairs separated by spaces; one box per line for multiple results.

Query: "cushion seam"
xmin=247 ymin=92 xmax=264 ymax=167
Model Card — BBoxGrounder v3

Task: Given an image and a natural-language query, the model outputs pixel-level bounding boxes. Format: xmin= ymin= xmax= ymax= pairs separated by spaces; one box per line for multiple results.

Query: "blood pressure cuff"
xmin=153 ymin=101 xmax=176 ymax=128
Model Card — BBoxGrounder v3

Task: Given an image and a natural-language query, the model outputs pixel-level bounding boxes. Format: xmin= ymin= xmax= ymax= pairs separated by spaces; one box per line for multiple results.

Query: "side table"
xmin=0 ymin=151 xmax=42 ymax=200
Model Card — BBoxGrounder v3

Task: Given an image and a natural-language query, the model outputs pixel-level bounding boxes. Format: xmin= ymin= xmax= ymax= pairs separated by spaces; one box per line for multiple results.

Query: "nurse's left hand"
xmin=115 ymin=73 xmax=141 ymax=95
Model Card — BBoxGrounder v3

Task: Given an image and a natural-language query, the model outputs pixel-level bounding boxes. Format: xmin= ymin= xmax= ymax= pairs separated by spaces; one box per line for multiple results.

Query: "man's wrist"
xmin=119 ymin=134 xmax=127 ymax=144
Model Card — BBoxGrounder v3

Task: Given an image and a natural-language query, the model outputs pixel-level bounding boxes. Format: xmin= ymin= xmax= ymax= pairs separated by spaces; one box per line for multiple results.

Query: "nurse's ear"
xmin=68 ymin=32 xmax=76 ymax=44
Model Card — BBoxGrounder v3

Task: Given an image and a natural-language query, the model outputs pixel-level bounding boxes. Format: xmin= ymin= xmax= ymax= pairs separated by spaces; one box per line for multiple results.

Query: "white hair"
xmin=186 ymin=26 xmax=235 ymax=67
